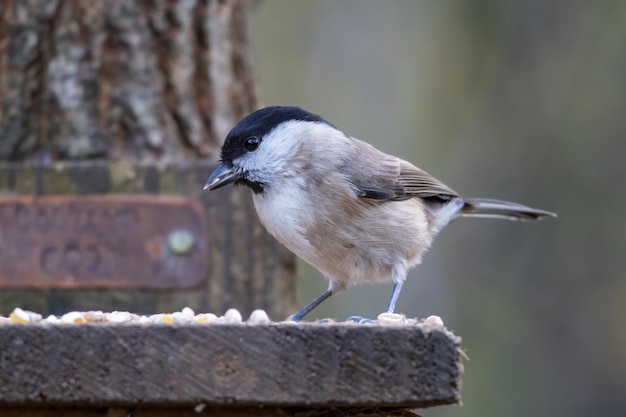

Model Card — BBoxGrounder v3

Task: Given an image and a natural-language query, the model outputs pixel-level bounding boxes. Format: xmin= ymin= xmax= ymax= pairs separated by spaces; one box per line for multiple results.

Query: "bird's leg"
xmin=348 ymin=264 xmax=407 ymax=323
xmin=347 ymin=283 xmax=401 ymax=323
xmin=286 ymin=287 xmax=333 ymax=322
xmin=387 ymin=263 xmax=407 ymax=313
xmin=386 ymin=281 xmax=403 ymax=313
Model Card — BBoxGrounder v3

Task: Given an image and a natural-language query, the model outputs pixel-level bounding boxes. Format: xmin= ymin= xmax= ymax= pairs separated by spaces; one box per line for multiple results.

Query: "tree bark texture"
xmin=0 ymin=0 xmax=256 ymax=161
xmin=0 ymin=0 xmax=297 ymax=319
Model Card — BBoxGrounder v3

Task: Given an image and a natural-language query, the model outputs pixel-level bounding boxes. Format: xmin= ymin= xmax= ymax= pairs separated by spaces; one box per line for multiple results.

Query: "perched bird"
xmin=205 ymin=106 xmax=556 ymax=321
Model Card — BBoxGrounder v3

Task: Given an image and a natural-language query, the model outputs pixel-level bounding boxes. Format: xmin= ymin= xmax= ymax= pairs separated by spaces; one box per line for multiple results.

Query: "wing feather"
xmin=340 ymin=137 xmax=459 ymax=202
xmin=395 ymin=161 xmax=458 ymax=200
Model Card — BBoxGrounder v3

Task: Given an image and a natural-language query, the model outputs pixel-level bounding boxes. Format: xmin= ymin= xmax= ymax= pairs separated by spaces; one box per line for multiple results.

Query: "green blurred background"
xmin=249 ymin=1 xmax=626 ymax=417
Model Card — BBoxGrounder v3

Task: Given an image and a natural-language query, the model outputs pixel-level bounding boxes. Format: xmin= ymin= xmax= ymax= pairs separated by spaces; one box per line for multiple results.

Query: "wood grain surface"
xmin=0 ymin=324 xmax=462 ymax=410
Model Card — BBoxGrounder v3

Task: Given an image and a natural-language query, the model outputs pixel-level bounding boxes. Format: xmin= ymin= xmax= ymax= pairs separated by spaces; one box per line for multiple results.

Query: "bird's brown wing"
xmin=341 ymin=138 xmax=459 ymax=202
xmin=393 ymin=161 xmax=459 ymax=200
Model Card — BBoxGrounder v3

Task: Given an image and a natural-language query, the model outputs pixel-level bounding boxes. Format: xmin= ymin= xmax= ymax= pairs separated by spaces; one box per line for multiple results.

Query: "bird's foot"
xmin=285 ymin=313 xmax=301 ymax=322
xmin=346 ymin=315 xmax=377 ymax=324
xmin=346 ymin=312 xmax=410 ymax=325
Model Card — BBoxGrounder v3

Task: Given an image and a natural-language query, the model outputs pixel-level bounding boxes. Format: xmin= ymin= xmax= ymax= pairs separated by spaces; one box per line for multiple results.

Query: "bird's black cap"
xmin=220 ymin=106 xmax=331 ymax=161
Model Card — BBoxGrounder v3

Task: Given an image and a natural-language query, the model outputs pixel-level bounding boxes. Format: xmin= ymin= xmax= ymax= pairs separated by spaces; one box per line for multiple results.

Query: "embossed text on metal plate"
xmin=0 ymin=195 xmax=207 ymax=289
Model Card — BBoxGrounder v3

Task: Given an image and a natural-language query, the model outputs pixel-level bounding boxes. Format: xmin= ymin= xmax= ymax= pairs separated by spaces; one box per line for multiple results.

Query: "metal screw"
xmin=167 ymin=229 xmax=195 ymax=255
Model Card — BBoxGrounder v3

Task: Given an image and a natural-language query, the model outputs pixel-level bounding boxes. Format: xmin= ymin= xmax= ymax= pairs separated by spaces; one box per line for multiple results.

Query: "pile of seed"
xmin=0 ymin=307 xmax=445 ymax=327
xmin=0 ymin=307 xmax=270 ymax=325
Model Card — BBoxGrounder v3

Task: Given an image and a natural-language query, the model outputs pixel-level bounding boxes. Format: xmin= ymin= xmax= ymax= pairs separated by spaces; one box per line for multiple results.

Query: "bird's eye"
xmin=244 ymin=136 xmax=261 ymax=151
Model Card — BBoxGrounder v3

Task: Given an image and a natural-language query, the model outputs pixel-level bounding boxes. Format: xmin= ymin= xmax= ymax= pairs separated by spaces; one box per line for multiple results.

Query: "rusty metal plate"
xmin=0 ymin=195 xmax=207 ymax=289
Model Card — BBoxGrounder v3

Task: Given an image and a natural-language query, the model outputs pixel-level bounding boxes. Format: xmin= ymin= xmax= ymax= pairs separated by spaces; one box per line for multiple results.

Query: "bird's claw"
xmin=285 ymin=314 xmax=300 ymax=322
xmin=346 ymin=315 xmax=377 ymax=324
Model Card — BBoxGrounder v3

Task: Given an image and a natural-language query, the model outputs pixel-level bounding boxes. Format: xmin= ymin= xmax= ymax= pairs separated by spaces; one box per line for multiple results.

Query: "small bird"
xmin=205 ymin=106 xmax=556 ymax=321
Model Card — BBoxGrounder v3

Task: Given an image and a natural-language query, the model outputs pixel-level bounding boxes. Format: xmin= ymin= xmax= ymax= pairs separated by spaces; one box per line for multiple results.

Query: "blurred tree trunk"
xmin=0 ymin=0 xmax=256 ymax=162
xmin=0 ymin=0 xmax=297 ymax=319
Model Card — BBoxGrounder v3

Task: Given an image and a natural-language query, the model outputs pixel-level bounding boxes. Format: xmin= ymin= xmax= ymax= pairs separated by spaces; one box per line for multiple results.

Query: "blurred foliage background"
xmin=249 ymin=1 xmax=626 ymax=417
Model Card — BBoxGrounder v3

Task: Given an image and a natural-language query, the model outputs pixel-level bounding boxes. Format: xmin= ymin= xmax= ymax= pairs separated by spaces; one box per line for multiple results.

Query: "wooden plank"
xmin=0 ymin=195 xmax=208 ymax=289
xmin=2 ymin=405 xmax=420 ymax=417
xmin=0 ymin=161 xmax=298 ymax=319
xmin=0 ymin=324 xmax=461 ymax=409
xmin=0 ymin=406 xmax=423 ymax=417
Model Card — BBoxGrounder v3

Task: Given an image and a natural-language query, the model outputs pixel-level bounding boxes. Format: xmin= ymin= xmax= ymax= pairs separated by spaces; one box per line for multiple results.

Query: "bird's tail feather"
xmin=460 ymin=198 xmax=556 ymax=221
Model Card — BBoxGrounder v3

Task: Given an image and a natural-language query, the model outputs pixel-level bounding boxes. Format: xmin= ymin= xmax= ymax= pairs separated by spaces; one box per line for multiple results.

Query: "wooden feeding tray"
xmin=0 ymin=320 xmax=463 ymax=416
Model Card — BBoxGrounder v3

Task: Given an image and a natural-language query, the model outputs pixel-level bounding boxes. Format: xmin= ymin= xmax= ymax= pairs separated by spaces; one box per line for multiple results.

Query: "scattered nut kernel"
xmin=224 ymin=308 xmax=242 ymax=324
xmin=171 ymin=312 xmax=189 ymax=323
xmin=181 ymin=307 xmax=195 ymax=319
xmin=194 ymin=313 xmax=219 ymax=324
xmin=278 ymin=319 xmax=299 ymax=326
xmin=43 ymin=315 xmax=60 ymax=324
xmin=84 ymin=311 xmax=106 ymax=323
xmin=160 ymin=314 xmax=175 ymax=324
xmin=107 ymin=311 xmax=132 ymax=323
xmin=148 ymin=314 xmax=164 ymax=324
xmin=247 ymin=309 xmax=270 ymax=324
xmin=10 ymin=307 xmax=31 ymax=324
xmin=377 ymin=312 xmax=407 ymax=326
xmin=0 ymin=307 xmax=447 ymax=329
xmin=423 ymin=315 xmax=444 ymax=327
xmin=60 ymin=311 xmax=86 ymax=324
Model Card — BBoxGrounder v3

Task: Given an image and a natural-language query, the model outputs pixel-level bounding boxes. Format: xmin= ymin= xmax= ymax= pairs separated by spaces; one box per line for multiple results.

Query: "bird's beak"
xmin=204 ymin=161 xmax=241 ymax=191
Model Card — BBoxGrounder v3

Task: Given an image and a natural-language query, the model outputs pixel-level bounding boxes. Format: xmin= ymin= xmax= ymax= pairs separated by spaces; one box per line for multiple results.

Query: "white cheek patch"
xmin=236 ymin=119 xmax=348 ymax=186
